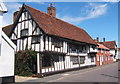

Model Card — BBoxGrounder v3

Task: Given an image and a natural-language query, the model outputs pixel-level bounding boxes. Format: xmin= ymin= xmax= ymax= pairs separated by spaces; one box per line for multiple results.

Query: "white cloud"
xmin=57 ymin=3 xmax=108 ymax=25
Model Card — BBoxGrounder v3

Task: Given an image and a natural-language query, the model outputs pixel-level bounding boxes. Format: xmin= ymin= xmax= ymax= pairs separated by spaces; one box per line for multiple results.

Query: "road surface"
xmin=26 ymin=62 xmax=119 ymax=83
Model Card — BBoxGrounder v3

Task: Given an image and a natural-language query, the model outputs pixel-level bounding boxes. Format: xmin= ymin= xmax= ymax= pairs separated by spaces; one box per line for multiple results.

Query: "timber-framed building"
xmin=3 ymin=4 xmax=98 ymax=77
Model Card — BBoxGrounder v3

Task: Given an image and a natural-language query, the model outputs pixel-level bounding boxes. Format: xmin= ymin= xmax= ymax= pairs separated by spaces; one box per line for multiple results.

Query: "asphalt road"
xmin=27 ymin=62 xmax=119 ymax=83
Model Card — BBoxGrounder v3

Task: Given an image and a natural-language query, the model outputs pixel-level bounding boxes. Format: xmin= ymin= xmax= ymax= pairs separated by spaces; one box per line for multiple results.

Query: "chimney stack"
xmin=13 ymin=7 xmax=21 ymax=22
xmin=47 ymin=3 xmax=56 ymax=17
xmin=103 ymin=38 xmax=105 ymax=42
xmin=96 ymin=37 xmax=99 ymax=42
xmin=13 ymin=11 xmax=19 ymax=22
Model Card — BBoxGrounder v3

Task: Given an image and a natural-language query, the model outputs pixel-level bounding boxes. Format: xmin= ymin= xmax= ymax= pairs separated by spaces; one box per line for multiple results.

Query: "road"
xmin=27 ymin=62 xmax=119 ymax=83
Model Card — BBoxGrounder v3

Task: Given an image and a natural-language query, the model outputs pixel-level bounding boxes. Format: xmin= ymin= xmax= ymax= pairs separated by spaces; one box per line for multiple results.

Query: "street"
xmin=25 ymin=62 xmax=119 ymax=83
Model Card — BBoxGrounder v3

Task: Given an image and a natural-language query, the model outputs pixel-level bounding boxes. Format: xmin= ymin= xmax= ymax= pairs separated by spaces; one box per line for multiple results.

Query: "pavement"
xmin=15 ymin=62 xmax=119 ymax=83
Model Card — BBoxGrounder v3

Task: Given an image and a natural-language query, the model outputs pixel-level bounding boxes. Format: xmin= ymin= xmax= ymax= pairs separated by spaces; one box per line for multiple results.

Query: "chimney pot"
xmin=50 ymin=3 xmax=52 ymax=7
xmin=47 ymin=3 xmax=56 ymax=17
xmin=96 ymin=37 xmax=99 ymax=42
xmin=103 ymin=38 xmax=105 ymax=42
xmin=13 ymin=11 xmax=19 ymax=22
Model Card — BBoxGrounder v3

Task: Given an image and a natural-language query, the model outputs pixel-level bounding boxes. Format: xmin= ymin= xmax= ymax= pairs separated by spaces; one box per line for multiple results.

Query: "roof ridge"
xmin=98 ymin=43 xmax=109 ymax=50
xmin=24 ymin=4 xmax=97 ymax=45
xmin=24 ymin=4 xmax=84 ymax=31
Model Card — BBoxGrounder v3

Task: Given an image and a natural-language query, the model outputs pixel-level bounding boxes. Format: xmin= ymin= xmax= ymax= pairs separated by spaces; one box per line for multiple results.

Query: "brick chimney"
xmin=47 ymin=3 xmax=56 ymax=17
xmin=94 ymin=37 xmax=99 ymax=43
xmin=13 ymin=11 xmax=19 ymax=22
xmin=13 ymin=7 xmax=21 ymax=22
xmin=103 ymin=37 xmax=105 ymax=42
xmin=96 ymin=37 xmax=99 ymax=42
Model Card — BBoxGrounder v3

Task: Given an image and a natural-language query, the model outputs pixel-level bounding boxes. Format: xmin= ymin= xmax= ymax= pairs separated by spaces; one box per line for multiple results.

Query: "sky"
xmin=3 ymin=2 xmax=119 ymax=46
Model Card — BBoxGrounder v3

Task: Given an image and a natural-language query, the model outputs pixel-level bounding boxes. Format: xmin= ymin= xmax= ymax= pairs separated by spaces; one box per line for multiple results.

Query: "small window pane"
xmin=21 ymin=29 xmax=28 ymax=37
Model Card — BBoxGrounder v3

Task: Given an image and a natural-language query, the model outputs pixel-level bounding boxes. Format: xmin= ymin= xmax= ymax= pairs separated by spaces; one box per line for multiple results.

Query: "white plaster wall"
xmin=110 ymin=50 xmax=115 ymax=55
xmin=89 ymin=45 xmax=97 ymax=53
xmin=117 ymin=50 xmax=120 ymax=59
xmin=0 ymin=32 xmax=16 ymax=77
xmin=40 ymin=36 xmax=44 ymax=51
xmin=85 ymin=56 xmax=91 ymax=66
xmin=110 ymin=50 xmax=116 ymax=61
xmin=65 ymin=56 xmax=71 ymax=69
xmin=0 ymin=13 xmax=3 ymax=44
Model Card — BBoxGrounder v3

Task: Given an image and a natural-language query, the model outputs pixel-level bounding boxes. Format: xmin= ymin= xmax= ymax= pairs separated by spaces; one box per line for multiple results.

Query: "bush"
xmin=15 ymin=50 xmax=37 ymax=77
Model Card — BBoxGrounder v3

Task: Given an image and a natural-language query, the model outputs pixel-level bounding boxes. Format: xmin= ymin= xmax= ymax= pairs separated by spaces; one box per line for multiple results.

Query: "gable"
xmin=10 ymin=5 xmax=44 ymax=40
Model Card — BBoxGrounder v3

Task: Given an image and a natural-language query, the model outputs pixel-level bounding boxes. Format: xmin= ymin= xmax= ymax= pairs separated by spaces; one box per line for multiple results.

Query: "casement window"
xmin=42 ymin=54 xmax=64 ymax=67
xmin=79 ymin=45 xmax=83 ymax=52
xmin=59 ymin=56 xmax=64 ymax=62
xmin=32 ymin=35 xmax=40 ymax=44
xmin=78 ymin=45 xmax=86 ymax=53
xmin=36 ymin=28 xmax=40 ymax=34
xmin=52 ymin=38 xmax=63 ymax=48
xmin=21 ymin=29 xmax=28 ymax=37
xmin=71 ymin=46 xmax=77 ymax=51
xmin=91 ymin=56 xmax=94 ymax=62
xmin=80 ymin=56 xmax=85 ymax=64
xmin=70 ymin=56 xmax=79 ymax=64
xmin=69 ymin=44 xmax=77 ymax=52
xmin=92 ymin=45 xmax=96 ymax=50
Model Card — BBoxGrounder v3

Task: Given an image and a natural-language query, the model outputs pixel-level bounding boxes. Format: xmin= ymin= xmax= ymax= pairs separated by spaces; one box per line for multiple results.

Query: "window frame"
xmin=31 ymin=35 xmax=40 ymax=44
xmin=20 ymin=28 xmax=28 ymax=38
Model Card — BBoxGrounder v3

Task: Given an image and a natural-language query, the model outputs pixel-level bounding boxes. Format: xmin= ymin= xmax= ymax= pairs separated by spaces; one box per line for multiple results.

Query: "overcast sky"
xmin=3 ymin=2 xmax=119 ymax=46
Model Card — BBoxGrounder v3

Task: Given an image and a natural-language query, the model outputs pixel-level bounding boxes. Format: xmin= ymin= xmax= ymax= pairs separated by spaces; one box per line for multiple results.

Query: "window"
xmin=42 ymin=54 xmax=64 ymax=67
xmin=36 ymin=28 xmax=40 ymax=34
xmin=70 ymin=56 xmax=79 ymax=64
xmin=79 ymin=45 xmax=83 ymax=52
xmin=69 ymin=44 xmax=77 ymax=52
xmin=91 ymin=56 xmax=94 ymax=62
xmin=21 ymin=29 xmax=28 ymax=37
xmin=52 ymin=38 xmax=63 ymax=48
xmin=92 ymin=45 xmax=96 ymax=50
xmin=80 ymin=56 xmax=85 ymax=64
xmin=32 ymin=36 xmax=40 ymax=44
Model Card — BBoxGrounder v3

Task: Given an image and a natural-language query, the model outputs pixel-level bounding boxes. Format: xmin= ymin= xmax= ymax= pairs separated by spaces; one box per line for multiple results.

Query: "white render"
xmin=116 ymin=49 xmax=120 ymax=59
xmin=0 ymin=31 xmax=16 ymax=77
xmin=110 ymin=49 xmax=116 ymax=61
xmin=0 ymin=2 xmax=16 ymax=80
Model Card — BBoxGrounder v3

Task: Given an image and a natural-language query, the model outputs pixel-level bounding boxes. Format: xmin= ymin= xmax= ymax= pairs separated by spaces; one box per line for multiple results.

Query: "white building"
xmin=3 ymin=4 xmax=97 ymax=77
xmin=0 ymin=2 xmax=16 ymax=83
xmin=100 ymin=38 xmax=117 ymax=62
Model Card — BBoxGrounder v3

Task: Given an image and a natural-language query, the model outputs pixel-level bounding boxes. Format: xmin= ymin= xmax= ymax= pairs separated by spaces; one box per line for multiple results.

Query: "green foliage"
xmin=15 ymin=50 xmax=37 ymax=77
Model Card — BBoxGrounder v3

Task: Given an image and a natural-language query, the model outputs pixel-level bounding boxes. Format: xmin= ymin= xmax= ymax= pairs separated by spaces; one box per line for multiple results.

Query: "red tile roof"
xmin=97 ymin=43 xmax=109 ymax=50
xmin=101 ymin=41 xmax=116 ymax=49
xmin=2 ymin=24 xmax=13 ymax=38
xmin=2 ymin=4 xmax=97 ymax=45
xmin=24 ymin=5 xmax=96 ymax=45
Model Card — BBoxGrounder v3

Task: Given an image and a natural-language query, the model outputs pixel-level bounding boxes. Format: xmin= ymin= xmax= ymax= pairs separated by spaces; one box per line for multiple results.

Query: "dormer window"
xmin=21 ymin=29 xmax=28 ymax=37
